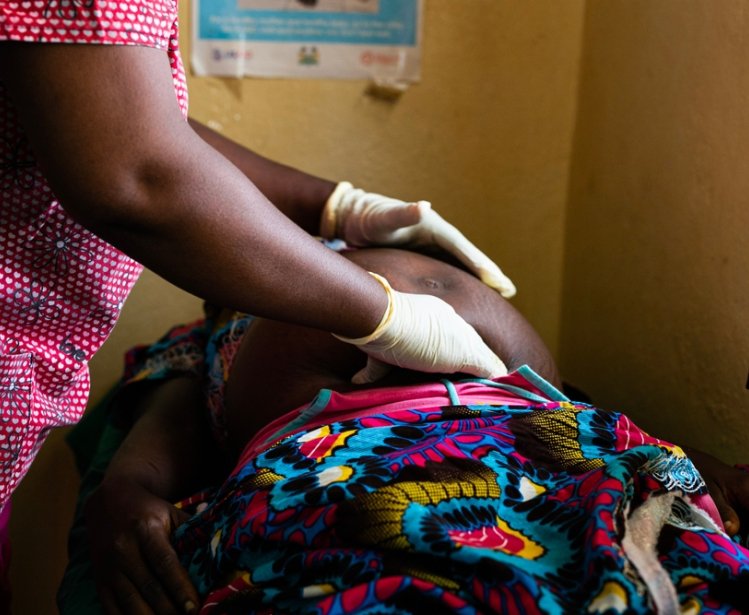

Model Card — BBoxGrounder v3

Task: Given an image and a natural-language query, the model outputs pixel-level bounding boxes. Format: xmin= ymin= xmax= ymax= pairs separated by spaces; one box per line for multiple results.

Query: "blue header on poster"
xmin=198 ymin=0 xmax=419 ymax=45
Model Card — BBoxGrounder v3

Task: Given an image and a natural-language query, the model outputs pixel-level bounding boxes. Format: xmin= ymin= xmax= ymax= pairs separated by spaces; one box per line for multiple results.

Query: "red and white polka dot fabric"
xmin=0 ymin=0 xmax=188 ymax=506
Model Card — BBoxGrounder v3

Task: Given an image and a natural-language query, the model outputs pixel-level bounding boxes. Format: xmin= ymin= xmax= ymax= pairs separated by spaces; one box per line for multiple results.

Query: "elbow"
xmin=52 ymin=162 xmax=174 ymax=237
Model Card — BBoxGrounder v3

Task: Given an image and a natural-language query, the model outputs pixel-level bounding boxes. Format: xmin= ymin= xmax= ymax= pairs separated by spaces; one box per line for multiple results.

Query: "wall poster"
xmin=192 ymin=0 xmax=422 ymax=81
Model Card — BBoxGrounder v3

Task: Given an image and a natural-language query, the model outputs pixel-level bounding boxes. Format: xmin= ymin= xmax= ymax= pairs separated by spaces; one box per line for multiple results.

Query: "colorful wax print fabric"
xmin=122 ymin=305 xmax=253 ymax=445
xmin=173 ymin=372 xmax=749 ymax=614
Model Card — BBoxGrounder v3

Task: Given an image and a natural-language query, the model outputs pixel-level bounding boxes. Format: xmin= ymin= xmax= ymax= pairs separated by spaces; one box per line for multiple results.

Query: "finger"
xmin=425 ymin=210 xmax=517 ymax=298
xmin=140 ymin=524 xmax=200 ymax=614
xmin=171 ymin=506 xmax=192 ymax=527
xmin=94 ymin=537 xmax=160 ymax=614
xmin=450 ymin=313 xmax=508 ymax=379
xmin=109 ymin=572 xmax=157 ymax=615
xmin=119 ymin=547 xmax=181 ymax=615
xmin=726 ymin=470 xmax=749 ymax=535
xmin=364 ymin=200 xmax=425 ymax=236
xmin=718 ymin=498 xmax=740 ymax=536
xmin=478 ymin=265 xmax=517 ymax=298
xmin=352 ymin=357 xmax=392 ymax=384
xmin=465 ymin=348 xmax=508 ymax=380
xmin=99 ymin=586 xmax=125 ymax=615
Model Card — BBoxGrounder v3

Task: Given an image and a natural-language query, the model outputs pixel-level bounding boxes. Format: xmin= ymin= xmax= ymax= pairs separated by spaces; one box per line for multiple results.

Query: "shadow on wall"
xmin=560 ymin=1 xmax=749 ymax=463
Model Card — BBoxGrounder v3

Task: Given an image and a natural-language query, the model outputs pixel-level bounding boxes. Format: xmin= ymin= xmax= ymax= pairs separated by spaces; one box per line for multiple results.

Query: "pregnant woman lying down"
xmin=64 ymin=247 xmax=749 ymax=614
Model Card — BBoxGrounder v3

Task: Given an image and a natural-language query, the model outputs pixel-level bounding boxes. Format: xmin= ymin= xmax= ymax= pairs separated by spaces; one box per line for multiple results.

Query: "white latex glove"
xmin=321 ymin=181 xmax=516 ymax=298
xmin=336 ymin=273 xmax=507 ymax=384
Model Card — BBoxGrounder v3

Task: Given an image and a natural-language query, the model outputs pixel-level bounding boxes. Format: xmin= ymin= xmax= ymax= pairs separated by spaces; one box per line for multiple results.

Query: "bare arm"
xmin=187 ymin=119 xmax=336 ymax=235
xmin=0 ymin=43 xmax=385 ymax=338
xmin=186 ymin=122 xmax=518 ymax=299
xmin=84 ymin=378 xmax=215 ymax=614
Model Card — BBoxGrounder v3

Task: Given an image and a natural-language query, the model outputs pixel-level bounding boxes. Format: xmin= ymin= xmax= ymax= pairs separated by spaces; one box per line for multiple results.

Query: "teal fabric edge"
xmin=260 ymin=388 xmax=333 ymax=447
xmin=515 ymin=364 xmax=570 ymax=402
xmin=457 ymin=365 xmax=569 ymax=404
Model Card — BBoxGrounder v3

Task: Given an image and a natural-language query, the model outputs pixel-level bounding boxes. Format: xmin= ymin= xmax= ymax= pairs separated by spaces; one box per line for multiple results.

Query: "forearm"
xmin=77 ymin=133 xmax=385 ymax=337
xmin=105 ymin=378 xmax=217 ymax=500
xmin=2 ymin=43 xmax=386 ymax=339
xmin=86 ymin=377 xmax=207 ymax=613
xmin=188 ymin=118 xmax=336 ymax=235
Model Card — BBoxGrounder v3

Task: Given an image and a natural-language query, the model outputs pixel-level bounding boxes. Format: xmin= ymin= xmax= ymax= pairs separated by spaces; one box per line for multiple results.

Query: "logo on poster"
xmin=212 ymin=48 xmax=254 ymax=62
xmin=298 ymin=46 xmax=320 ymax=65
xmin=360 ymin=50 xmax=399 ymax=67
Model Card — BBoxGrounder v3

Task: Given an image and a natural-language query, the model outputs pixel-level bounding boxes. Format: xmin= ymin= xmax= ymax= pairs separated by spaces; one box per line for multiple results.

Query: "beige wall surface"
xmin=561 ymin=1 xmax=749 ymax=462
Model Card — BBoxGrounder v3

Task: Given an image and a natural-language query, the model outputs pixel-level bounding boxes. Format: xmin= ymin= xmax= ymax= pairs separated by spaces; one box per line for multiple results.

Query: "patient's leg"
xmin=223 ymin=248 xmax=559 ymax=456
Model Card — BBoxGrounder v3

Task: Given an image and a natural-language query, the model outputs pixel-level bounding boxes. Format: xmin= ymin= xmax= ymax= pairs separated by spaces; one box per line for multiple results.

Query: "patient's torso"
xmin=222 ymin=248 xmax=560 ymax=459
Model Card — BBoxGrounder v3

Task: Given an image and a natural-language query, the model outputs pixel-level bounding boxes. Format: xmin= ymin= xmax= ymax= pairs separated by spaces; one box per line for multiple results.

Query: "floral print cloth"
xmin=67 ymin=308 xmax=749 ymax=613
xmin=170 ymin=372 xmax=749 ymax=614
xmin=113 ymin=309 xmax=749 ymax=614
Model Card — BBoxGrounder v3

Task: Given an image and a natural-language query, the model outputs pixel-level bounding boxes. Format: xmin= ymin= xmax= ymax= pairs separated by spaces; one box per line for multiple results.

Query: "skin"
xmin=0 ymin=43 xmax=387 ymax=338
xmin=8 ymin=40 xmax=739 ymax=612
xmin=0 ymin=37 xmax=508 ymax=611
xmin=682 ymin=447 xmax=749 ymax=537
xmin=84 ymin=378 xmax=213 ymax=615
xmin=187 ymin=119 xmax=339 ymax=236
xmin=222 ymin=248 xmax=560 ymax=456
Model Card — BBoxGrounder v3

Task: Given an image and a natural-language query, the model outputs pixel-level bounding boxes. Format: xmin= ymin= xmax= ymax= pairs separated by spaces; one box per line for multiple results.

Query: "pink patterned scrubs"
xmin=0 ymin=0 xmax=188 ymax=521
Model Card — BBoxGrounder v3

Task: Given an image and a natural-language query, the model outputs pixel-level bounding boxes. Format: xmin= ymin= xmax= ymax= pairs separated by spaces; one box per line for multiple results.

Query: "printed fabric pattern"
xmin=0 ymin=0 xmax=187 ymax=504
xmin=173 ymin=389 xmax=749 ymax=614
xmin=116 ymin=308 xmax=749 ymax=613
xmin=123 ymin=305 xmax=253 ymax=444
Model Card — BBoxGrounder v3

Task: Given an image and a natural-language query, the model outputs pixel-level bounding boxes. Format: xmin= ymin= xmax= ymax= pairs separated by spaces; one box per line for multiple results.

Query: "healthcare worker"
xmin=0 ymin=1 xmax=515 ymax=605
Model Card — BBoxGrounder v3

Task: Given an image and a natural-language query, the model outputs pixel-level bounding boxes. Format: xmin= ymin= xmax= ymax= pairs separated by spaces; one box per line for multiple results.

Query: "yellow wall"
xmin=561 ymin=1 xmax=749 ymax=462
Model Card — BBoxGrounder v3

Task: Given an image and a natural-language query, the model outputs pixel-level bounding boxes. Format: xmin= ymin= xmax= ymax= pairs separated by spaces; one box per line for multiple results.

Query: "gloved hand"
xmin=321 ymin=181 xmax=516 ymax=298
xmin=336 ymin=273 xmax=507 ymax=384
